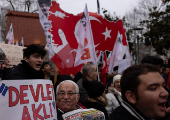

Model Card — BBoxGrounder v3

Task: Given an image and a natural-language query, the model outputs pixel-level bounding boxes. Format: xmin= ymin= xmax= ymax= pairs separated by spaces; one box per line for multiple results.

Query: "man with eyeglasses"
xmin=56 ymin=80 xmax=85 ymax=120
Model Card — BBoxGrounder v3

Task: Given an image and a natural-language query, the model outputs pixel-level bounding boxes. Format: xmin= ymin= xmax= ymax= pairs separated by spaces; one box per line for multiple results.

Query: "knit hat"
xmin=83 ymin=80 xmax=105 ymax=98
xmin=113 ymin=75 xmax=121 ymax=84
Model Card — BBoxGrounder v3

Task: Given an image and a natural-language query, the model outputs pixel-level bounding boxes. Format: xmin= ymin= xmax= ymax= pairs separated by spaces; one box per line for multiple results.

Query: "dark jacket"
xmin=76 ymin=76 xmax=89 ymax=106
xmin=4 ymin=60 xmax=44 ymax=80
xmin=108 ymin=101 xmax=148 ymax=120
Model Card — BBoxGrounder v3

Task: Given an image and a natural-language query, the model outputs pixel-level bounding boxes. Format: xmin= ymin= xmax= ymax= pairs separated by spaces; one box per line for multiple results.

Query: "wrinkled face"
xmin=114 ymin=79 xmax=121 ymax=92
xmin=89 ymin=65 xmax=98 ymax=80
xmin=42 ymin=64 xmax=51 ymax=74
xmin=24 ymin=53 xmax=43 ymax=71
xmin=134 ymin=72 xmax=168 ymax=119
xmin=56 ymin=82 xmax=80 ymax=112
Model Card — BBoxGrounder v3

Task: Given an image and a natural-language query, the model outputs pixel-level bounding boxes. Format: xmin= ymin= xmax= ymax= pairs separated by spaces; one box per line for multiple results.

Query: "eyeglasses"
xmin=57 ymin=92 xmax=78 ymax=97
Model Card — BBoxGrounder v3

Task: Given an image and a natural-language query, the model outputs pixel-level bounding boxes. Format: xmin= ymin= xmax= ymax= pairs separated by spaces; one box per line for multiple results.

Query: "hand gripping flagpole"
xmin=85 ymin=4 xmax=100 ymax=81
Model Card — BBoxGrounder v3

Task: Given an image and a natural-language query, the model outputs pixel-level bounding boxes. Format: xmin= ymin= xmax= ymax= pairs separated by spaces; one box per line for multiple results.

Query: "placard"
xmin=0 ymin=79 xmax=57 ymax=120
xmin=0 ymin=43 xmax=26 ymax=65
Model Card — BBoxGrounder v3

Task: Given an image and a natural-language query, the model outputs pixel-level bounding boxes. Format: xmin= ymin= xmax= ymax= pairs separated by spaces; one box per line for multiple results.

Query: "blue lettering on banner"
xmin=52 ymin=101 xmax=55 ymax=109
xmin=0 ymin=83 xmax=9 ymax=96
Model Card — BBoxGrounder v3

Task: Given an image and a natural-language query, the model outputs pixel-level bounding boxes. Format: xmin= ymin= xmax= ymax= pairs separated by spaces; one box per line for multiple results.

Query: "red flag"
xmin=48 ymin=1 xmax=128 ymax=75
xmin=167 ymin=70 xmax=170 ymax=88
xmin=100 ymin=52 xmax=108 ymax=86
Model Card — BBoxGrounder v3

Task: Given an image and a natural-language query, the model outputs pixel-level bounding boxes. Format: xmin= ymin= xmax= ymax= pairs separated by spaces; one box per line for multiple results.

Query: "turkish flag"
xmin=167 ymin=71 xmax=170 ymax=88
xmin=101 ymin=52 xmax=108 ymax=86
xmin=48 ymin=1 xmax=128 ymax=75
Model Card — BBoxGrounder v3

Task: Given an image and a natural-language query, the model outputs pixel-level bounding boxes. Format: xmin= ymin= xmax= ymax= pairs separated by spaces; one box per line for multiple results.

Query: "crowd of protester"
xmin=1 ymin=44 xmax=170 ymax=120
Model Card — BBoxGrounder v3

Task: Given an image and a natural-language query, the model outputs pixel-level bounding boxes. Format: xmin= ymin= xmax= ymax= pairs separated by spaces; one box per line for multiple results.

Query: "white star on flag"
xmin=102 ymin=27 xmax=111 ymax=41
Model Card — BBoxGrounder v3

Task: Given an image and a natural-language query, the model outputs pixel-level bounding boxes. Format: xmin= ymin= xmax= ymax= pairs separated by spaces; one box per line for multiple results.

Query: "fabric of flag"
xmin=38 ymin=2 xmax=55 ymax=59
xmin=97 ymin=0 xmax=100 ymax=14
xmin=48 ymin=1 xmax=128 ymax=75
xmin=108 ymin=32 xmax=123 ymax=74
xmin=100 ymin=51 xmax=108 ymax=86
xmin=6 ymin=23 xmax=14 ymax=45
xmin=20 ymin=37 xmax=24 ymax=46
xmin=74 ymin=4 xmax=96 ymax=67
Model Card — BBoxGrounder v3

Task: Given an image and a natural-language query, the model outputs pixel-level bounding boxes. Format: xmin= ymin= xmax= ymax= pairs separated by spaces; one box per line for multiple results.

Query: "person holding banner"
xmin=56 ymin=80 xmax=86 ymax=120
xmin=3 ymin=44 xmax=46 ymax=80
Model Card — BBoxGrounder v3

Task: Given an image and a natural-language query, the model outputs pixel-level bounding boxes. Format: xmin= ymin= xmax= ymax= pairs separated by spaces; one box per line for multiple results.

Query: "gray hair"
xmin=82 ymin=63 xmax=94 ymax=77
xmin=56 ymin=80 xmax=79 ymax=94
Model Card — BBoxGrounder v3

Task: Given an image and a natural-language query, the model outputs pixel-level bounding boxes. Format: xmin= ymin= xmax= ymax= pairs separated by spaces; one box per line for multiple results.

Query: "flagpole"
xmin=97 ymin=0 xmax=100 ymax=15
xmin=85 ymin=4 xmax=100 ymax=81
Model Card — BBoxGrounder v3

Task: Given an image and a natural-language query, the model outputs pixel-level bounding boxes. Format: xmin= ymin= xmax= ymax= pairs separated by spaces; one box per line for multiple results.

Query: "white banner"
xmin=0 ymin=43 xmax=25 ymax=65
xmin=74 ymin=4 xmax=96 ymax=67
xmin=118 ymin=58 xmax=132 ymax=74
xmin=0 ymin=79 xmax=57 ymax=120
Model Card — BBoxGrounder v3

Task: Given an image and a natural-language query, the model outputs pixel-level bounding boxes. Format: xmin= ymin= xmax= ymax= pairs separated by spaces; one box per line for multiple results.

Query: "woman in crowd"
xmin=105 ymin=75 xmax=122 ymax=116
xmin=83 ymin=80 xmax=108 ymax=119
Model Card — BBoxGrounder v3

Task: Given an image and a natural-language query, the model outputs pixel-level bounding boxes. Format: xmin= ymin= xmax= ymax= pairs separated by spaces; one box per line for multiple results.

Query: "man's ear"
xmin=77 ymin=94 xmax=80 ymax=102
xmin=125 ymin=91 xmax=136 ymax=104
xmin=24 ymin=57 xmax=28 ymax=62
xmin=88 ymin=72 xmax=92 ymax=77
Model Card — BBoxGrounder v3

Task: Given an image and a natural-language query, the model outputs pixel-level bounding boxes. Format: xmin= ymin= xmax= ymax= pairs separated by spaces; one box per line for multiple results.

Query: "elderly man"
xmin=56 ymin=80 xmax=85 ymax=120
xmin=108 ymin=64 xmax=169 ymax=120
xmin=76 ymin=63 xmax=98 ymax=107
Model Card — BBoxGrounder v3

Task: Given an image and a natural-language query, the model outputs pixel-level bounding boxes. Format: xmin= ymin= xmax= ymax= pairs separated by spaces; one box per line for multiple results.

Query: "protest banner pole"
xmin=86 ymin=4 xmax=100 ymax=81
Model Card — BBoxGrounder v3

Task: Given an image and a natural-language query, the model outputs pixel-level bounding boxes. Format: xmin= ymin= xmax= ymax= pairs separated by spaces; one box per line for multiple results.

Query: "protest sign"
xmin=0 ymin=43 xmax=26 ymax=65
xmin=0 ymin=79 xmax=57 ymax=120
xmin=62 ymin=108 xmax=105 ymax=120
xmin=118 ymin=58 xmax=132 ymax=74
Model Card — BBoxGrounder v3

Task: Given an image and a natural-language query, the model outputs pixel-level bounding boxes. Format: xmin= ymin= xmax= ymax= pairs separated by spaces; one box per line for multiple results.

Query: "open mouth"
xmin=158 ymin=102 xmax=166 ymax=111
xmin=36 ymin=64 xmax=41 ymax=67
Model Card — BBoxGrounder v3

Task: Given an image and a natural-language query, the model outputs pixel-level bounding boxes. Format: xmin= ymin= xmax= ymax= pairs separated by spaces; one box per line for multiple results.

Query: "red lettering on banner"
xmin=29 ymin=84 xmax=41 ymax=102
xmin=22 ymin=106 xmax=31 ymax=120
xmin=46 ymin=84 xmax=52 ymax=100
xmin=20 ymin=85 xmax=29 ymax=104
xmin=81 ymin=48 xmax=91 ymax=60
xmin=81 ymin=38 xmax=91 ymax=60
xmin=42 ymin=104 xmax=50 ymax=119
xmin=9 ymin=87 xmax=19 ymax=107
xmin=40 ymin=84 xmax=48 ymax=101
xmin=32 ymin=104 xmax=44 ymax=120
xmin=51 ymin=85 xmax=54 ymax=100
xmin=49 ymin=103 xmax=53 ymax=117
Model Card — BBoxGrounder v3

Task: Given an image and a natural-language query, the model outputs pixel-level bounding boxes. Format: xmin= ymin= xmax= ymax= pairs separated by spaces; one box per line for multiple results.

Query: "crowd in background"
xmin=1 ymin=44 xmax=170 ymax=120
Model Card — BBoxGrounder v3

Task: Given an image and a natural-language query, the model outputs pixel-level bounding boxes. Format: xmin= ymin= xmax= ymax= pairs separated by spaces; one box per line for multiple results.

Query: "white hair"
xmin=56 ymin=80 xmax=79 ymax=96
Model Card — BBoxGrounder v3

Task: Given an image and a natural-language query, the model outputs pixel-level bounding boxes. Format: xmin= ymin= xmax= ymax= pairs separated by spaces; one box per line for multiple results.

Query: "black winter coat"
xmin=4 ymin=60 xmax=44 ymax=80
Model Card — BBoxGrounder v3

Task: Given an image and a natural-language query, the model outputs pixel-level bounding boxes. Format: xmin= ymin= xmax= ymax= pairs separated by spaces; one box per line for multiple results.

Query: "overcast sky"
xmin=57 ymin=0 xmax=139 ymax=17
